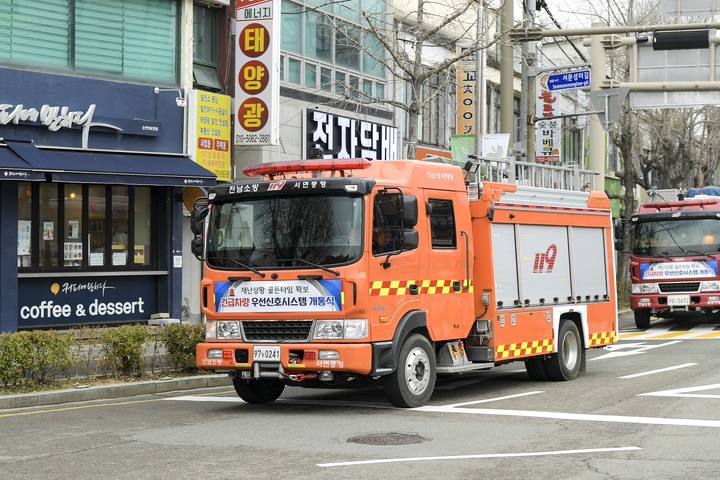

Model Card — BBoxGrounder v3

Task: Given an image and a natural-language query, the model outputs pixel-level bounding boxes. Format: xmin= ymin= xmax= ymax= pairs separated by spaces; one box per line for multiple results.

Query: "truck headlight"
xmin=216 ymin=320 xmax=242 ymax=339
xmin=632 ymin=283 xmax=658 ymax=294
xmin=313 ymin=319 xmax=368 ymax=340
xmin=701 ymin=281 xmax=720 ymax=291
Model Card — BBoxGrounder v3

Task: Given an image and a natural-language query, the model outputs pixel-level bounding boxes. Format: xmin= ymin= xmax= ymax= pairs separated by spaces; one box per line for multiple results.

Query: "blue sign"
xmin=547 ymin=69 xmax=591 ymax=91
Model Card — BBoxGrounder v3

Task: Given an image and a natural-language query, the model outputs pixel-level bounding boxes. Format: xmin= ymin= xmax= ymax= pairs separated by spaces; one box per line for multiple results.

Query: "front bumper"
xmin=196 ymin=341 xmax=374 ymax=375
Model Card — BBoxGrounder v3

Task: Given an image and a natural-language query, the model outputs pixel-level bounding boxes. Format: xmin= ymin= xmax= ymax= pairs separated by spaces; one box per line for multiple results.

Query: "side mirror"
xmin=614 ymin=239 xmax=624 ymax=251
xmin=403 ymin=195 xmax=418 ymax=227
xmin=190 ymin=201 xmax=208 ymax=261
xmin=191 ymin=203 xmax=209 ymax=236
xmin=191 ymin=236 xmax=204 ymax=258
xmin=613 ymin=218 xmax=623 ymax=240
xmin=403 ymin=229 xmax=419 ymax=251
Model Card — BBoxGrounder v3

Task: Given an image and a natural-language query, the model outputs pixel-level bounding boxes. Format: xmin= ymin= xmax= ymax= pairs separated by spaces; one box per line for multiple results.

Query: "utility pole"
xmin=500 ymin=0 xmax=515 ymax=147
xmin=474 ymin=1 xmax=486 ymax=158
xmin=519 ymin=0 xmax=537 ymax=163
xmin=589 ymin=22 xmax=607 ymax=177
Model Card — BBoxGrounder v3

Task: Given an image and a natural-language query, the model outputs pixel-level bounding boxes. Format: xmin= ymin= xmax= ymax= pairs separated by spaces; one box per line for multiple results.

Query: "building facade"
xmin=0 ymin=0 xmax=217 ymax=332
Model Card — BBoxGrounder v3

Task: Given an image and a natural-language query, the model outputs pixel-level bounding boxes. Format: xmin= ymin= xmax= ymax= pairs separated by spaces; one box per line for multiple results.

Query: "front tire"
xmin=634 ymin=309 xmax=651 ymax=329
xmin=545 ymin=320 xmax=582 ymax=381
xmin=232 ymin=377 xmax=285 ymax=403
xmin=382 ymin=334 xmax=436 ymax=408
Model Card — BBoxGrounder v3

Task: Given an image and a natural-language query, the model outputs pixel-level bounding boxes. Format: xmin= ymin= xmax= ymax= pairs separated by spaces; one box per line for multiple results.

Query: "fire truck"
xmin=190 ymin=158 xmax=617 ymax=408
xmin=627 ymin=186 xmax=720 ymax=329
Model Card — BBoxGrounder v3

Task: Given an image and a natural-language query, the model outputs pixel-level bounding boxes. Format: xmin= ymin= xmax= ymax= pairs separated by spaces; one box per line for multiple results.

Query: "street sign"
xmin=589 ymin=87 xmax=630 ymax=132
xmin=547 ymin=69 xmax=591 ymax=91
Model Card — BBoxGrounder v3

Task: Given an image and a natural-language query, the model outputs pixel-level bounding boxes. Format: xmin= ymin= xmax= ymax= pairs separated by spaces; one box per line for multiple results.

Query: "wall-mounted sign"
xmin=234 ymin=0 xmax=280 ymax=146
xmin=18 ymin=276 xmax=156 ymax=328
xmin=535 ymin=73 xmax=562 ymax=164
xmin=188 ymin=90 xmax=232 ymax=181
xmin=304 ymin=109 xmax=398 ymax=160
xmin=455 ymin=47 xmax=477 ymax=136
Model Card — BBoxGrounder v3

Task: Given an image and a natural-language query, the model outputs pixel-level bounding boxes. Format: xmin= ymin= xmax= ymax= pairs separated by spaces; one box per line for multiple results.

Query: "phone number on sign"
xmin=235 ymin=134 xmax=270 ymax=143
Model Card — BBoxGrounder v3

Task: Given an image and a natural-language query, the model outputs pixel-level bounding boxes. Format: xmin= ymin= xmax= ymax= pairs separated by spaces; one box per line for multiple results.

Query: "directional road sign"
xmin=547 ymin=69 xmax=591 ymax=91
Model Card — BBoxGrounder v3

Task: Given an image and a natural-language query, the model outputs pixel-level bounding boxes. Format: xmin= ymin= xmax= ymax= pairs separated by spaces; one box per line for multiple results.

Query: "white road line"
xmin=619 ymin=363 xmax=697 ymax=379
xmin=640 ymin=383 xmax=720 ymax=399
xmin=444 ymin=391 xmax=544 ymax=408
xmin=316 ymin=446 xmax=641 ymax=467
xmin=417 ymin=406 xmax=720 ymax=428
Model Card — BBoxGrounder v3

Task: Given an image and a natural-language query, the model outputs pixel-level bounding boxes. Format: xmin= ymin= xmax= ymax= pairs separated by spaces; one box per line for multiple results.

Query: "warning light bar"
xmin=649 ymin=198 xmax=719 ymax=210
xmin=242 ymin=158 xmax=372 ymax=177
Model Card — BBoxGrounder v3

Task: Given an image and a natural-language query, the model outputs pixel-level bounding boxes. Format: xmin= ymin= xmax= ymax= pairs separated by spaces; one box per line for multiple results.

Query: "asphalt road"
xmin=2 ymin=310 xmax=720 ymax=479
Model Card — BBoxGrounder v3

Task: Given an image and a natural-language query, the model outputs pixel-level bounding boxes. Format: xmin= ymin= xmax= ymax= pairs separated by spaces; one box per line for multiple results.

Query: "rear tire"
xmin=382 ymin=334 xmax=436 ymax=408
xmin=634 ymin=309 xmax=651 ymax=330
xmin=545 ymin=320 xmax=582 ymax=381
xmin=232 ymin=377 xmax=285 ymax=403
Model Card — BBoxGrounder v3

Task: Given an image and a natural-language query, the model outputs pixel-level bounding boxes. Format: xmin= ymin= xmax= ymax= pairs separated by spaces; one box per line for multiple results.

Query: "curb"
xmin=0 ymin=374 xmax=232 ymax=410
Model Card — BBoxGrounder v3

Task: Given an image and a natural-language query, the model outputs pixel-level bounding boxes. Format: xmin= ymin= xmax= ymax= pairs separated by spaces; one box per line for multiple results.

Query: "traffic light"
xmin=652 ymin=30 xmax=709 ymax=50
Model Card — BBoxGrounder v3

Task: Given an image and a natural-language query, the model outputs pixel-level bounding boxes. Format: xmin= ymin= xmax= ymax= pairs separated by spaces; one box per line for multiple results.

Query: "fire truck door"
xmin=424 ymin=195 xmax=468 ymax=340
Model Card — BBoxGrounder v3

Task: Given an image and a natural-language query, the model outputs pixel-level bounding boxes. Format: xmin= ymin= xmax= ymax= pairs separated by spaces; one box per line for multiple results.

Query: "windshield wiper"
xmin=276 ymin=258 xmax=340 ymax=276
xmin=207 ymin=255 xmax=266 ymax=277
xmin=680 ymin=249 xmax=715 ymax=260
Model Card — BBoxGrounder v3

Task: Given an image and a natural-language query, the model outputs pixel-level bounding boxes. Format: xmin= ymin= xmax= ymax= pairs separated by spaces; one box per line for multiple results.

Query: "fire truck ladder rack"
xmin=469 ymin=156 xmax=597 ymax=191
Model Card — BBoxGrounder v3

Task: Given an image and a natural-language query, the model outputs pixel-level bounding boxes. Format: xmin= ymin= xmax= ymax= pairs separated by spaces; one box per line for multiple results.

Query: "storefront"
xmin=0 ymin=67 xmax=215 ymax=332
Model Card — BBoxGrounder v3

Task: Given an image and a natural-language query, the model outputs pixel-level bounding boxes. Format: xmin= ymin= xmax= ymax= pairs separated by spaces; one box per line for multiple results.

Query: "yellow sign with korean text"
xmin=188 ymin=90 xmax=232 ymax=181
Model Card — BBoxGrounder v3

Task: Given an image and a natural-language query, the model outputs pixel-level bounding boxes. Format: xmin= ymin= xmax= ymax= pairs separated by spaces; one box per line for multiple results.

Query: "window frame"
xmin=17 ymin=182 xmax=157 ymax=272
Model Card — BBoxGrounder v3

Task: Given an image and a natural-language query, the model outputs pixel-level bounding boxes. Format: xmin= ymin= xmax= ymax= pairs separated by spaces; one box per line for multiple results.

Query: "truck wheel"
xmin=634 ymin=309 xmax=651 ymax=330
xmin=381 ymin=334 xmax=436 ymax=408
xmin=544 ymin=320 xmax=582 ymax=381
xmin=525 ymin=357 xmax=548 ymax=380
xmin=232 ymin=377 xmax=285 ymax=403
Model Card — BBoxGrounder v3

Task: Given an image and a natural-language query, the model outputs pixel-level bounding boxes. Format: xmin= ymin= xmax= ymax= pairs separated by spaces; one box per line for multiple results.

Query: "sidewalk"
xmin=0 ymin=374 xmax=232 ymax=410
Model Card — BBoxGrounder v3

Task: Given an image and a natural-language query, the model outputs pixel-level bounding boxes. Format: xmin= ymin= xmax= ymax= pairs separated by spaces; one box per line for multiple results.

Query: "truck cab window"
xmin=428 ymin=198 xmax=456 ymax=248
xmin=372 ymin=193 xmax=402 ymax=255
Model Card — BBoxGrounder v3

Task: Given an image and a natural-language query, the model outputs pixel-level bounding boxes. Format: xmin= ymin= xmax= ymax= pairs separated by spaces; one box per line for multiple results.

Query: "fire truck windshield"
xmin=205 ymin=194 xmax=364 ymax=269
xmin=631 ymin=218 xmax=720 ymax=257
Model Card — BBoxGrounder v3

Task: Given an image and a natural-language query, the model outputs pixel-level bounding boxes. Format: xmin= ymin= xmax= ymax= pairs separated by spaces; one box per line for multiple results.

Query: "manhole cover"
xmin=347 ymin=432 xmax=427 ymax=445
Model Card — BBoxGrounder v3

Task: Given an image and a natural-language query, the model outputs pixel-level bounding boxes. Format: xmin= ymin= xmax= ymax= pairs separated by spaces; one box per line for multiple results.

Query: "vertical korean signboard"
xmin=535 ymin=73 xmax=561 ymax=163
xmin=235 ymin=0 xmax=280 ymax=146
xmin=188 ymin=90 xmax=232 ymax=181
xmin=456 ymin=47 xmax=476 ymax=136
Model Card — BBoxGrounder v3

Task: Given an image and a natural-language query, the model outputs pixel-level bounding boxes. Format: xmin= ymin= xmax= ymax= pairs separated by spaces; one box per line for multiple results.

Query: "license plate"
xmin=253 ymin=345 xmax=281 ymax=362
xmin=667 ymin=295 xmax=690 ymax=306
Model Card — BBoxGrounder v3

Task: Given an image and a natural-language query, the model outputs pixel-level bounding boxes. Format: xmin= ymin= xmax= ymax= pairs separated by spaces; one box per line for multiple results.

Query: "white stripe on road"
xmin=443 ymin=390 xmax=544 ymax=408
xmin=640 ymin=383 xmax=720 ymax=399
xmin=619 ymin=363 xmax=697 ymax=379
xmin=317 ymin=446 xmax=641 ymax=467
xmin=416 ymin=405 xmax=720 ymax=428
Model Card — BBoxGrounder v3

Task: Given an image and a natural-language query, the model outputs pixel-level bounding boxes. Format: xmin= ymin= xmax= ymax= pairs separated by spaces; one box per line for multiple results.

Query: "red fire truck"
xmin=627 ymin=186 xmax=720 ymax=329
xmin=190 ymin=158 xmax=618 ymax=407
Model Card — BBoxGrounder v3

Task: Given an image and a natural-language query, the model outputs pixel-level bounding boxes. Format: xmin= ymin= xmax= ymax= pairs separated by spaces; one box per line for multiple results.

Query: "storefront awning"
xmin=0 ymin=146 xmax=45 ymax=181
xmin=4 ymin=141 xmax=216 ymax=187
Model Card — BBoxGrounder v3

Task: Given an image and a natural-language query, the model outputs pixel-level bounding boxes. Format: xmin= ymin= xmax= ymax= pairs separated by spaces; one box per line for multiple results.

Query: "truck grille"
xmin=241 ymin=321 xmax=313 ymax=342
xmin=659 ymin=282 xmax=700 ymax=294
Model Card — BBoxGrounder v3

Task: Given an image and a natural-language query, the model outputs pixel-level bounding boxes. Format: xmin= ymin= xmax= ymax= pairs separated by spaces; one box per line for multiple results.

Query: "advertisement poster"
xmin=234 ymin=0 xmax=280 ymax=146
xmin=215 ymin=279 xmax=343 ymax=313
xmin=535 ymin=73 xmax=562 ymax=163
xmin=188 ymin=90 xmax=232 ymax=181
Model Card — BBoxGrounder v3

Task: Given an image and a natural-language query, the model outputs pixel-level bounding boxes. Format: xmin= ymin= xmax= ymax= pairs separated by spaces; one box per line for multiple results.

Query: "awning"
xmin=4 ymin=141 xmax=216 ymax=187
xmin=0 ymin=146 xmax=45 ymax=181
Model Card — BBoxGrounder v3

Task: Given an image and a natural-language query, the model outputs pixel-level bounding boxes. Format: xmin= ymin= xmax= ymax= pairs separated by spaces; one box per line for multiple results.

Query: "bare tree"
xmin=313 ymin=0 xmax=504 ymax=159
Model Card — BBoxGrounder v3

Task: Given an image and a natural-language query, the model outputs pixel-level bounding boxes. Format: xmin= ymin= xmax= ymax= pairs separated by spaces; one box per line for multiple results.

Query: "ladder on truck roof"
xmin=472 ymin=156 xmax=597 ymax=191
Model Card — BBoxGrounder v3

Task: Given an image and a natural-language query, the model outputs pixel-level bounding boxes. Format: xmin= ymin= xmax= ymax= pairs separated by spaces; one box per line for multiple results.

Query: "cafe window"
xmin=17 ymin=182 xmax=156 ymax=271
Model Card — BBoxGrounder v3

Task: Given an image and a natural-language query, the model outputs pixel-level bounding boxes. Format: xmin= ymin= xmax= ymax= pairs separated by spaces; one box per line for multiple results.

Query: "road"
xmin=2 ymin=311 xmax=720 ymax=479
